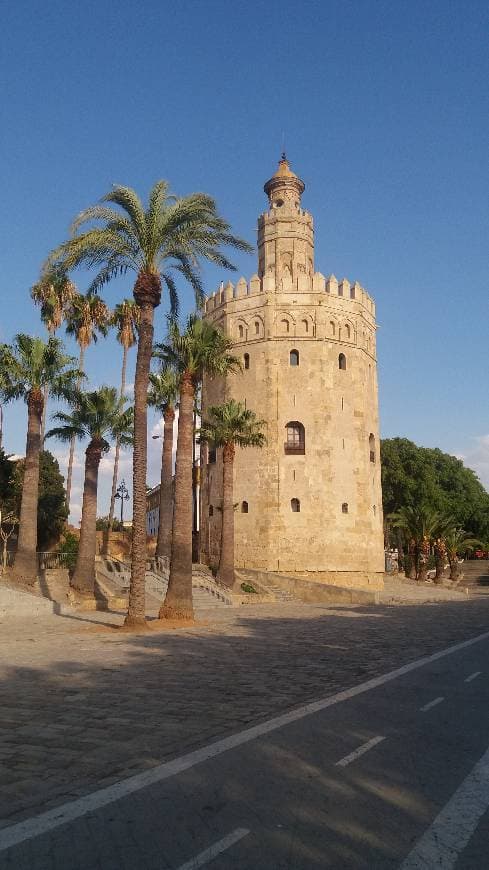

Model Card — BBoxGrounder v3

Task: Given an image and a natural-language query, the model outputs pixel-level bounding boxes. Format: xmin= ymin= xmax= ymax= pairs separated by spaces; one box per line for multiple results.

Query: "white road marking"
xmin=465 ymin=671 xmax=482 ymax=683
xmin=2 ymin=629 xmax=489 ymax=852
xmin=335 ymin=735 xmax=385 ymax=767
xmin=399 ymin=742 xmax=489 ymax=869
xmin=176 ymin=828 xmax=250 ymax=870
xmin=420 ymin=696 xmax=444 ymax=712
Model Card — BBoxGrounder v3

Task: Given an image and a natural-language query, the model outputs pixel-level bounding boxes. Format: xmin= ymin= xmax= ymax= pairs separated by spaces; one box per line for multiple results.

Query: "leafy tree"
xmin=0 ymin=449 xmax=15 ymax=510
xmin=200 ymin=400 xmax=266 ymax=586
xmin=96 ymin=516 xmax=123 ymax=532
xmin=47 ymin=181 xmax=252 ymax=627
xmin=148 ymin=367 xmax=179 ymax=559
xmin=9 ymin=451 xmax=68 ymax=549
xmin=381 ymin=438 xmax=489 ymax=542
xmin=444 ymin=527 xmax=481 ymax=581
xmin=46 ymin=387 xmax=133 ymax=596
xmin=106 ymin=300 xmax=140 ymax=547
xmin=389 ymin=505 xmax=445 ymax=582
xmin=156 ymin=316 xmax=241 ymax=618
xmin=0 ymin=336 xmax=80 ymax=583
xmin=58 ymin=531 xmax=79 ymax=572
xmin=63 ymin=292 xmax=111 ymax=510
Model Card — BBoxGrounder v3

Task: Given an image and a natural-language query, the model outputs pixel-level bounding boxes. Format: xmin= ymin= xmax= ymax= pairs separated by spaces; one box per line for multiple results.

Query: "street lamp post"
xmin=114 ymin=478 xmax=130 ymax=526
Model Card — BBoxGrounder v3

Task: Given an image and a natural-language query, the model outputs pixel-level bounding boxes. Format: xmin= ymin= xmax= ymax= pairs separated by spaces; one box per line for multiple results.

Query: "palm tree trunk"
xmin=160 ymin=372 xmax=194 ymax=620
xmin=126 ymin=277 xmax=160 ymax=628
xmin=40 ymin=383 xmax=49 ymax=445
xmin=218 ymin=442 xmax=235 ymax=587
xmin=66 ymin=345 xmax=85 ymax=513
xmin=156 ymin=406 xmax=175 ymax=559
xmin=105 ymin=343 xmax=128 ymax=555
xmin=449 ymin=555 xmax=460 ymax=581
xmin=13 ymin=390 xmax=43 ymax=584
xmin=71 ymin=441 xmax=102 ymax=596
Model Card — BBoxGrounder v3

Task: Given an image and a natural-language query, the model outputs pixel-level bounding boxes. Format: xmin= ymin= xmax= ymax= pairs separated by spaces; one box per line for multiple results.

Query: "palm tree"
xmin=156 ymin=316 xmax=241 ymax=619
xmin=444 ymin=527 xmax=480 ymax=581
xmin=0 ymin=335 xmax=80 ymax=584
xmin=47 ymin=181 xmax=252 ymax=627
xmin=64 ymin=292 xmax=111 ymax=511
xmin=30 ymin=266 xmax=77 ymax=441
xmin=46 ymin=387 xmax=133 ymax=597
xmin=105 ymin=300 xmax=140 ymax=550
xmin=147 ymin=367 xmax=179 ymax=560
xmin=200 ymin=400 xmax=266 ymax=586
xmin=390 ymin=505 xmax=443 ymax=582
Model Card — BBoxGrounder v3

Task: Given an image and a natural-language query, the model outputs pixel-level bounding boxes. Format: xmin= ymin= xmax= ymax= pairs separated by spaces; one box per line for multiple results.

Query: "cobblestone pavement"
xmin=1 ymin=597 xmax=489 ymax=830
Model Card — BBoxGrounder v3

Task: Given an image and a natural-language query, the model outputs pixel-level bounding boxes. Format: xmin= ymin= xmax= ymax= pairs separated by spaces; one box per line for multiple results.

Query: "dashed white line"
xmin=399 ymin=742 xmax=489 ymax=869
xmin=176 ymin=828 xmax=250 ymax=870
xmin=335 ymin=735 xmax=385 ymax=768
xmin=420 ymin=696 xmax=444 ymax=712
xmin=465 ymin=671 xmax=482 ymax=683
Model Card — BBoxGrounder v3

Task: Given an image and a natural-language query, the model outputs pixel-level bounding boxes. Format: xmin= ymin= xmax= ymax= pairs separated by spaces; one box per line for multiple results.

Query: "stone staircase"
xmin=455 ymin=560 xmax=489 ymax=589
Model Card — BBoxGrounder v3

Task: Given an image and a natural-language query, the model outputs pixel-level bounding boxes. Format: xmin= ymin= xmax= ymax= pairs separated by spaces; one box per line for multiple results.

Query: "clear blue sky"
xmin=1 ymin=0 xmax=488 ymax=522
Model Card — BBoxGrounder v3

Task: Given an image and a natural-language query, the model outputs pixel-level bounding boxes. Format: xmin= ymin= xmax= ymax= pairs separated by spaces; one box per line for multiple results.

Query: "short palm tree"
xmin=0 ymin=335 xmax=80 ymax=583
xmin=200 ymin=400 xmax=266 ymax=587
xmin=46 ymin=387 xmax=133 ymax=596
xmin=444 ymin=527 xmax=480 ymax=581
xmin=106 ymin=300 xmax=140 ymax=548
xmin=156 ymin=316 xmax=241 ymax=619
xmin=390 ymin=505 xmax=444 ymax=582
xmin=31 ymin=266 xmax=77 ymax=441
xmin=64 ymin=292 xmax=111 ymax=510
xmin=47 ymin=181 xmax=252 ymax=627
xmin=148 ymin=367 xmax=180 ymax=560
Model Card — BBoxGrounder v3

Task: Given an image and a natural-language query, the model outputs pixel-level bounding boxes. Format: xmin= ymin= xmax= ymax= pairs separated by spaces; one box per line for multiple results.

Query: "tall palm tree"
xmin=0 ymin=335 xmax=80 ymax=584
xmin=64 ymin=292 xmax=111 ymax=510
xmin=46 ymin=387 xmax=133 ymax=596
xmin=148 ymin=367 xmax=179 ymax=560
xmin=156 ymin=316 xmax=241 ymax=619
xmin=106 ymin=300 xmax=140 ymax=549
xmin=200 ymin=400 xmax=266 ymax=587
xmin=47 ymin=181 xmax=251 ymax=627
xmin=30 ymin=266 xmax=77 ymax=441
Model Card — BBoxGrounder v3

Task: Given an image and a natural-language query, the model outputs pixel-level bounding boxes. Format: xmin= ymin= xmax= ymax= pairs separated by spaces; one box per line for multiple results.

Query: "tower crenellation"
xmin=201 ymin=156 xmax=384 ymax=590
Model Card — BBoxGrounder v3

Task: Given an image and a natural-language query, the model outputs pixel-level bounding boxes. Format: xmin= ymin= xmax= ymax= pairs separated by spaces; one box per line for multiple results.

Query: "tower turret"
xmin=258 ymin=154 xmax=314 ymax=290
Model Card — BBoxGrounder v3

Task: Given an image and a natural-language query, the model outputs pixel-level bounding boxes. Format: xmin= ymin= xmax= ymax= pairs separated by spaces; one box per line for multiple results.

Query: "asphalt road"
xmin=2 ymin=627 xmax=489 ymax=869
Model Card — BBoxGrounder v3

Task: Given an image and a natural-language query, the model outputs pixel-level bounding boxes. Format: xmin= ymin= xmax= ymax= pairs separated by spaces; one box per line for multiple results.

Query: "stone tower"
xmin=200 ymin=156 xmax=384 ymax=590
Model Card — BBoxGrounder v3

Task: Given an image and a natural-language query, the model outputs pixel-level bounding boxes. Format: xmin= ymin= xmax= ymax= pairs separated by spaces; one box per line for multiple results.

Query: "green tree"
xmin=200 ymin=400 xmax=266 ymax=586
xmin=30 ymin=266 xmax=77 ymax=440
xmin=64 ymin=292 xmax=111 ymax=511
xmin=390 ymin=505 xmax=445 ymax=582
xmin=106 ymin=300 xmax=140 ymax=548
xmin=0 ymin=336 xmax=80 ymax=583
xmin=444 ymin=527 xmax=481 ymax=581
xmin=0 ymin=449 xmax=15 ymax=509
xmin=156 ymin=316 xmax=241 ymax=618
xmin=46 ymin=387 xmax=133 ymax=596
xmin=381 ymin=438 xmax=489 ymax=542
xmin=47 ymin=181 xmax=251 ymax=627
xmin=148 ymin=367 xmax=180 ymax=560
xmin=10 ymin=451 xmax=68 ymax=549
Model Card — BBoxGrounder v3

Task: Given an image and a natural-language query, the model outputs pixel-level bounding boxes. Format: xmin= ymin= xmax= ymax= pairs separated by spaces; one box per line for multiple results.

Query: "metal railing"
xmin=37 ymin=551 xmax=71 ymax=570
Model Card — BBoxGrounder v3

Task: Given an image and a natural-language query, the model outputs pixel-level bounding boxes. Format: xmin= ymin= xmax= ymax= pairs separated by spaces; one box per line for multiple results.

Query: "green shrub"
xmin=241 ymin=582 xmax=257 ymax=594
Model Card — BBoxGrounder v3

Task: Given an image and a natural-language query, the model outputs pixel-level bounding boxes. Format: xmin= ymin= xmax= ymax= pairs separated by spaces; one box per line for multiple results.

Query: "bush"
xmin=58 ymin=532 xmax=79 ymax=571
xmin=241 ymin=582 xmax=257 ymax=594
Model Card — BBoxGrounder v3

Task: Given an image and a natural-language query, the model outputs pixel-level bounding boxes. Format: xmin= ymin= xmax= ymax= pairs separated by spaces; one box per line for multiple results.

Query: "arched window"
xmin=244 ymin=353 xmax=250 ymax=370
xmin=238 ymin=324 xmax=244 ymax=339
xmin=302 ymin=319 xmax=309 ymax=333
xmin=241 ymin=501 xmax=249 ymax=513
xmin=339 ymin=353 xmax=347 ymax=371
xmin=289 ymin=349 xmax=299 ymax=366
xmin=254 ymin=321 xmax=260 ymax=335
xmin=330 ymin=321 xmax=336 ymax=337
xmin=369 ymin=433 xmax=375 ymax=463
xmin=342 ymin=502 xmax=349 ymax=514
xmin=345 ymin=324 xmax=351 ymax=340
xmin=350 ymin=286 xmax=356 ymax=299
xmin=281 ymin=318 xmax=290 ymax=334
xmin=291 ymin=498 xmax=301 ymax=513
xmin=285 ymin=421 xmax=305 ymax=455
xmin=209 ymin=505 xmax=214 ymax=517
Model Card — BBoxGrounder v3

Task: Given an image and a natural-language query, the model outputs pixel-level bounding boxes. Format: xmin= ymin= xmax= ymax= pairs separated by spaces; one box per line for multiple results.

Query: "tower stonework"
xmin=200 ymin=157 xmax=384 ymax=591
